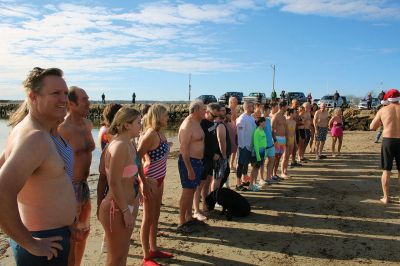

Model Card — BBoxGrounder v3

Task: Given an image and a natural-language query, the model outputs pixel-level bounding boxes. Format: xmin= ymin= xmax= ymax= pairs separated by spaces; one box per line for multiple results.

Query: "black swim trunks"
xmin=316 ymin=127 xmax=328 ymax=142
xmin=381 ymin=138 xmax=400 ymax=171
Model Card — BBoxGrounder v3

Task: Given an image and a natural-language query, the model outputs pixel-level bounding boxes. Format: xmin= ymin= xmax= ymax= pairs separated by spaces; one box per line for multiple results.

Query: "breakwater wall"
xmin=0 ymin=103 xmax=377 ymax=130
xmin=0 ymin=103 xmax=190 ymax=129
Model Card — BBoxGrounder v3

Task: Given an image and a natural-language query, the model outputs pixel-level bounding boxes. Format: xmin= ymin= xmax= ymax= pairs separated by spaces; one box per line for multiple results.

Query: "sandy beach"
xmin=1 ymin=130 xmax=399 ymax=265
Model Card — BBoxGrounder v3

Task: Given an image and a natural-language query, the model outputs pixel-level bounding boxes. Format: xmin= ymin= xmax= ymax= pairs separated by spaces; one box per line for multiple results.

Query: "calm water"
xmin=0 ymin=119 xmax=177 ymax=175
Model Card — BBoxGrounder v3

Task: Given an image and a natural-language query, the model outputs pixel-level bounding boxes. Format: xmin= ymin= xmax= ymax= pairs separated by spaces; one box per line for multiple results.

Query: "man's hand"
xmin=188 ymin=167 xmax=196 ymax=181
xmin=213 ymin=154 xmax=220 ymax=161
xmin=28 ymin=236 xmax=63 ymax=261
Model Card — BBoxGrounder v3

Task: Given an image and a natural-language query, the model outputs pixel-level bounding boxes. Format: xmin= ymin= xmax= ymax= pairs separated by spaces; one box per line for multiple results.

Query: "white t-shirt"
xmin=236 ymin=113 xmax=256 ymax=151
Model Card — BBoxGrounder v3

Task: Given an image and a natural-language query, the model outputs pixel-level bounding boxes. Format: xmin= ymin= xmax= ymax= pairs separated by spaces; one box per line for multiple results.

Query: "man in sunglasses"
xmin=193 ymin=103 xmax=221 ymax=221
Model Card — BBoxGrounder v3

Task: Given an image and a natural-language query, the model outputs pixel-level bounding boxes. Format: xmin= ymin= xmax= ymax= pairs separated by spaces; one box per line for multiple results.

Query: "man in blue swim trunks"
xmin=177 ymin=100 xmax=206 ymax=233
xmin=0 ymin=67 xmax=76 ymax=265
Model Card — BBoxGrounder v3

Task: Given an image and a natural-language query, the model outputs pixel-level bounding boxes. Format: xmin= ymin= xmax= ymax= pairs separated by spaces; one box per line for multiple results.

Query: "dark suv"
xmin=286 ymin=92 xmax=307 ymax=104
xmin=195 ymin=95 xmax=217 ymax=104
xmin=219 ymin=92 xmax=244 ymax=105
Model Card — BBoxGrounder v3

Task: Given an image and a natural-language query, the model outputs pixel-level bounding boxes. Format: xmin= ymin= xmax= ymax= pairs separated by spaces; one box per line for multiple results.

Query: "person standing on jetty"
xmin=58 ymin=86 xmax=95 ymax=265
xmin=0 ymin=67 xmax=76 ymax=265
xmin=333 ymin=90 xmax=340 ymax=108
xmin=313 ymin=102 xmax=329 ymax=160
xmin=101 ymin=93 xmax=106 ymax=104
xmin=177 ymin=101 xmax=206 ymax=233
xmin=132 ymin=92 xmax=136 ymax=104
xmin=370 ymin=89 xmax=400 ymax=204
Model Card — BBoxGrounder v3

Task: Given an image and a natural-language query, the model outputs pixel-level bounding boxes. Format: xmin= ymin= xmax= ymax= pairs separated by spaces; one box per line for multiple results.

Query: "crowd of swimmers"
xmin=0 ymin=67 xmax=398 ymax=266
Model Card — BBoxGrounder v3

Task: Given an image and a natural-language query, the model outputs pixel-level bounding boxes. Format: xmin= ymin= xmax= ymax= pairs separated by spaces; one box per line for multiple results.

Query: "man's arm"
xmin=271 ymin=114 xmax=278 ymax=135
xmin=313 ymin=110 xmax=320 ymax=128
xmin=0 ymin=132 xmax=62 ymax=258
xmin=370 ymin=110 xmax=382 ymax=130
xmin=216 ymin=124 xmax=226 ymax=159
xmin=179 ymin=126 xmax=195 ymax=180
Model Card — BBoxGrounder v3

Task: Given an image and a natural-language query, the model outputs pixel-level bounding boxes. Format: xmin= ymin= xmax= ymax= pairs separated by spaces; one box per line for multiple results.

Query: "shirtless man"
xmin=271 ymin=101 xmax=288 ymax=180
xmin=58 ymin=86 xmax=95 ymax=265
xmin=299 ymin=102 xmax=312 ymax=161
xmin=290 ymin=99 xmax=302 ymax=167
xmin=177 ymin=101 xmax=206 ymax=233
xmin=0 ymin=67 xmax=76 ymax=265
xmin=313 ymin=102 xmax=329 ymax=160
xmin=370 ymin=89 xmax=400 ymax=204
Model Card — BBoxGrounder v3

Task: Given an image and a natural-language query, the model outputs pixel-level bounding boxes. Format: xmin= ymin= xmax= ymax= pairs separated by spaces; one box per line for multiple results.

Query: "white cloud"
xmin=1 ymin=1 xmax=258 ymax=99
xmin=266 ymin=0 xmax=400 ymax=20
xmin=0 ymin=0 xmax=261 ymax=93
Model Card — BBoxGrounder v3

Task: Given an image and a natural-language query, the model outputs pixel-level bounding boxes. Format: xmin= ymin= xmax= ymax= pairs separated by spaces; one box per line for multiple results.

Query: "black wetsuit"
xmin=201 ymin=119 xmax=218 ymax=179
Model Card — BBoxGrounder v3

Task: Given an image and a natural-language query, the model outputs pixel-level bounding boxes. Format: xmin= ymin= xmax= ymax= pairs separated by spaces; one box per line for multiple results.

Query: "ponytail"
xmin=8 ymin=100 xmax=29 ymax=127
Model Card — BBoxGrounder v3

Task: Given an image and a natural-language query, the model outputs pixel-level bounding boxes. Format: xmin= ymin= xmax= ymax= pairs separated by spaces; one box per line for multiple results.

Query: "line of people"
xmin=175 ymin=97 xmax=346 ymax=233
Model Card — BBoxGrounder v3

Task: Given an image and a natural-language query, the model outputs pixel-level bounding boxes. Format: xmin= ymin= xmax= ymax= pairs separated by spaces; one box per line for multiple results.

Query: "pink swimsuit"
xmin=331 ymin=120 xmax=343 ymax=137
xmin=105 ymin=164 xmax=138 ymax=232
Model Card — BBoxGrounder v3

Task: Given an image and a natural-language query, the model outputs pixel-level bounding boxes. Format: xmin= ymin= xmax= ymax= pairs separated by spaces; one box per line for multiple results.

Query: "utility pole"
xmin=271 ymin=65 xmax=276 ymax=92
xmin=188 ymin=73 xmax=191 ymax=102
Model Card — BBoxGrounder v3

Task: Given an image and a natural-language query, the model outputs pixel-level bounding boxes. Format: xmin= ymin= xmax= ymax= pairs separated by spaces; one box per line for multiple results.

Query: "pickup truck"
xmin=242 ymin=92 xmax=267 ymax=104
xmin=219 ymin=92 xmax=244 ymax=105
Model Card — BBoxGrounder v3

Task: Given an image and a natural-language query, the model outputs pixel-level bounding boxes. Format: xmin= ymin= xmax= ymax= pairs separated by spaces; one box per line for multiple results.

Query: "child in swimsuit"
xmin=281 ymin=108 xmax=297 ymax=178
xmin=98 ymin=107 xmax=142 ymax=266
xmin=328 ymin=108 xmax=344 ymax=157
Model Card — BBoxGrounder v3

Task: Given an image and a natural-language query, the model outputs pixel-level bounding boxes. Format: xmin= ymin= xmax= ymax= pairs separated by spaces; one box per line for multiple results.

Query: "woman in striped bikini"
xmin=138 ymin=104 xmax=173 ymax=266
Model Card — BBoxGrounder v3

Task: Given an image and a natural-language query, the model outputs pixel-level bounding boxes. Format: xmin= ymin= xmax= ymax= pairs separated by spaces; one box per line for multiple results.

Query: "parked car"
xmin=286 ymin=92 xmax=307 ymax=105
xmin=196 ymin=95 xmax=217 ymax=104
xmin=312 ymin=98 xmax=320 ymax=105
xmin=219 ymin=91 xmax=244 ymax=105
xmin=318 ymin=95 xmax=344 ymax=108
xmin=243 ymin=92 xmax=267 ymax=104
xmin=358 ymin=98 xmax=379 ymax=110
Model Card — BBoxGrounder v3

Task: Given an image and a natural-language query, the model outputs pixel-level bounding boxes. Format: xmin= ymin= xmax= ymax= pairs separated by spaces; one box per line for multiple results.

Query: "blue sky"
xmin=0 ymin=0 xmax=399 ymax=101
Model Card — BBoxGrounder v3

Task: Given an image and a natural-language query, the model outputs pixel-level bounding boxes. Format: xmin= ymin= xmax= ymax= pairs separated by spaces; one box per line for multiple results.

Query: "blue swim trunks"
xmin=10 ymin=226 xmax=70 ymax=266
xmin=266 ymin=146 xmax=275 ymax=157
xmin=178 ymin=155 xmax=203 ymax=189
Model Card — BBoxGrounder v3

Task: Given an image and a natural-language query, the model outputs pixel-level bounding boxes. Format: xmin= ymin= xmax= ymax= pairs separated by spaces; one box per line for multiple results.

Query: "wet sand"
xmin=1 ymin=131 xmax=399 ymax=265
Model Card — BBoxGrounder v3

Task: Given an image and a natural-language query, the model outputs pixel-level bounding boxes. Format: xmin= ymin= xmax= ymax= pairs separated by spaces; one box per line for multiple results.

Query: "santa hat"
xmin=383 ymin=89 xmax=400 ymax=102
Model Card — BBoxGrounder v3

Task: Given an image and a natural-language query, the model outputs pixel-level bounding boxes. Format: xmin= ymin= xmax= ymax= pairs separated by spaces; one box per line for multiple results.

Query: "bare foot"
xmin=281 ymin=173 xmax=291 ymax=179
xmin=380 ymin=197 xmax=390 ymax=204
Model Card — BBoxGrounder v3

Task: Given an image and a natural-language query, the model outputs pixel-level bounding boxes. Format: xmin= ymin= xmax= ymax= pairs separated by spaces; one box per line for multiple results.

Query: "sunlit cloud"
xmin=266 ymin=0 xmax=400 ymax=20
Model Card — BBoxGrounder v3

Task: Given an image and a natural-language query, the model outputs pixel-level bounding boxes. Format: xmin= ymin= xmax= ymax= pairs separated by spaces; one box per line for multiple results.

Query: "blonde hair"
xmin=334 ymin=108 xmax=342 ymax=116
xmin=108 ymin=107 xmax=140 ymax=135
xmin=144 ymin=104 xmax=168 ymax=131
xmin=9 ymin=67 xmax=64 ymax=127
